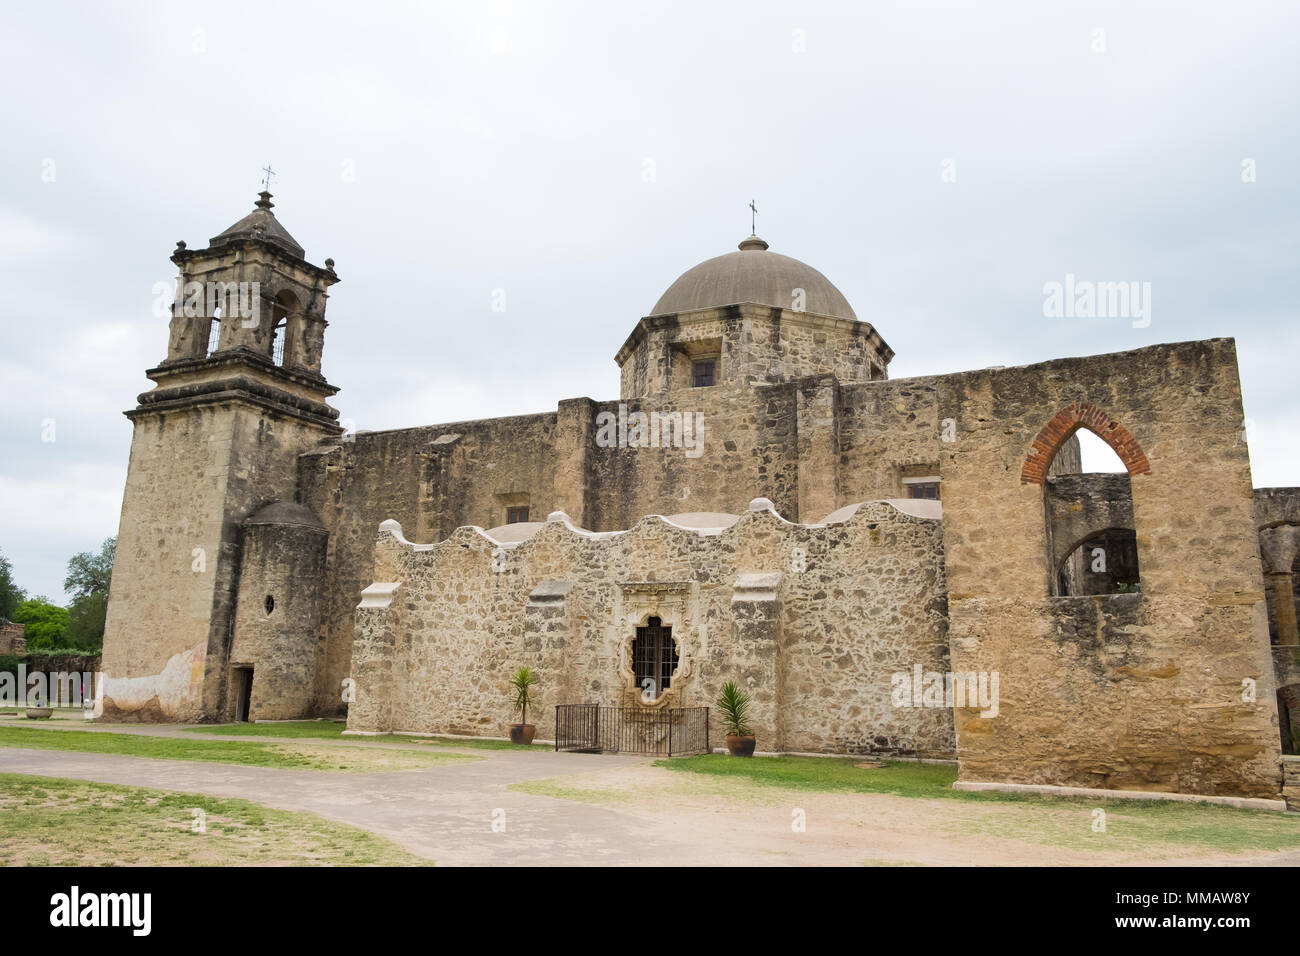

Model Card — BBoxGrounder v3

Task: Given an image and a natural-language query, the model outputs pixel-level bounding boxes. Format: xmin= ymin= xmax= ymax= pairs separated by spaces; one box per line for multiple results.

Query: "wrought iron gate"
xmin=554 ymin=704 xmax=710 ymax=756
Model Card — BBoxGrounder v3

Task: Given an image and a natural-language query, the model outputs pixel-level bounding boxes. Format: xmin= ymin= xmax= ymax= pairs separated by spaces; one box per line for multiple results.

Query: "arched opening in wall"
xmin=1032 ymin=411 xmax=1145 ymax=597
xmin=632 ymin=616 xmax=678 ymax=702
xmin=269 ymin=291 xmax=298 ymax=367
xmin=205 ymin=307 xmax=222 ymax=356
xmin=1056 ymin=528 xmax=1140 ymax=595
xmin=271 ymin=319 xmax=287 ymax=366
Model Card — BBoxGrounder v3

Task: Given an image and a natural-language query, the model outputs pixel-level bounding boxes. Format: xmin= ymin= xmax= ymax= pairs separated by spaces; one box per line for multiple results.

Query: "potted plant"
xmin=508 ymin=665 xmax=539 ymax=745
xmin=25 ymin=692 xmax=52 ymax=720
xmin=717 ymin=681 xmax=755 ymax=757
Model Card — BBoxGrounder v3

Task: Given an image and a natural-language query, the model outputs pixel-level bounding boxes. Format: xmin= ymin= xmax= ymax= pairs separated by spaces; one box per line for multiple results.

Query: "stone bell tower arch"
xmin=100 ymin=191 xmax=342 ymax=722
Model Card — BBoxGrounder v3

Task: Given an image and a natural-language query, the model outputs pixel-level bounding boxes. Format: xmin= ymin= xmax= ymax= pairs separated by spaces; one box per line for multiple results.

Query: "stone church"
xmin=101 ymin=192 xmax=1300 ymax=806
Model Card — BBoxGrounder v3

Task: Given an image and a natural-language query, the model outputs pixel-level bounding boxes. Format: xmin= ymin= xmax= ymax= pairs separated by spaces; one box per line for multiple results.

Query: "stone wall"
xmin=0 ymin=622 xmax=26 ymax=654
xmin=935 ymin=338 xmax=1282 ymax=799
xmin=616 ymin=304 xmax=893 ymax=399
xmin=227 ymin=504 xmax=329 ymax=720
xmin=348 ymin=499 xmax=954 ymax=757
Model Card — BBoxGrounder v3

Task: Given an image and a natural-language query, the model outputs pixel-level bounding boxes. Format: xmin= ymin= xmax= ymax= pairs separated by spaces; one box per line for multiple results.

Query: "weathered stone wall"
xmin=298 ymin=412 xmax=558 ymax=715
xmin=0 ymin=622 xmax=26 ymax=654
xmin=101 ymin=399 xmax=334 ymax=722
xmin=347 ymin=500 xmax=953 ymax=756
xmin=227 ymin=508 xmax=329 ymax=720
xmin=1283 ymin=755 xmax=1300 ymax=809
xmin=616 ymin=304 xmax=892 ymax=400
xmin=1253 ymin=488 xmax=1300 ymax=645
xmin=935 ymin=338 xmax=1282 ymax=799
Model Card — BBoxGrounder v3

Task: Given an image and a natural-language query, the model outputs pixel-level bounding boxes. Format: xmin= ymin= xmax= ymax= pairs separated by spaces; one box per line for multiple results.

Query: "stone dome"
xmin=650 ymin=235 xmax=856 ymax=320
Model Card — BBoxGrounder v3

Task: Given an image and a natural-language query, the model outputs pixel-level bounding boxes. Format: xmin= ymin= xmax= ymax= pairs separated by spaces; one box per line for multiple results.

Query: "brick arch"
xmin=1020 ymin=402 xmax=1151 ymax=485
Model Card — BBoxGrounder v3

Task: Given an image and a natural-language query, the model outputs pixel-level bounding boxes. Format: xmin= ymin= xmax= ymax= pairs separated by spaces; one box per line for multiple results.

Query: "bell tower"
xmin=100 ymin=192 xmax=342 ymax=722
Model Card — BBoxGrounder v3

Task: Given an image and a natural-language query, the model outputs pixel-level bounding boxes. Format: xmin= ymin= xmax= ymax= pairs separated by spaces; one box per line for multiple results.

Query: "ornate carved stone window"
xmin=632 ymin=617 xmax=678 ymax=700
xmin=617 ymin=582 xmax=696 ymax=708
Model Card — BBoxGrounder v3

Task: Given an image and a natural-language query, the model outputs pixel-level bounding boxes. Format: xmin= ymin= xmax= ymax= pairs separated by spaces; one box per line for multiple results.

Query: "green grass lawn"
xmin=0 ymin=773 xmax=430 ymax=865
xmin=187 ymin=720 xmax=548 ymax=751
xmin=653 ymin=754 xmax=1300 ymax=855
xmin=656 ymin=753 xmax=962 ymax=799
xmin=0 ymin=724 xmax=480 ymax=772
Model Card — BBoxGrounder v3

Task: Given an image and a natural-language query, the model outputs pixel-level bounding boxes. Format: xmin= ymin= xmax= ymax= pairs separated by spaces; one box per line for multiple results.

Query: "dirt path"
xmin=2 ymin=744 xmax=1297 ymax=866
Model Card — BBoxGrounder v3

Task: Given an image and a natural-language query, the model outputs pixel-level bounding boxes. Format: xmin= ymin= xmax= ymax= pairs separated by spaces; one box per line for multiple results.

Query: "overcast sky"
xmin=2 ymin=1 xmax=1297 ymax=602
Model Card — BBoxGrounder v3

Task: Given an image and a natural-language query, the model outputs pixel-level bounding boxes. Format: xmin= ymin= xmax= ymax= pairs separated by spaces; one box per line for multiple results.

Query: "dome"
xmin=651 ymin=235 xmax=856 ymax=320
xmin=211 ymin=192 xmax=306 ymax=259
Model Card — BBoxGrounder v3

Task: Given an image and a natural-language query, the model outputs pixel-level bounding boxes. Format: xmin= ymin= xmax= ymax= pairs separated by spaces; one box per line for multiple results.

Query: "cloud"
xmin=1 ymin=0 xmax=1297 ymax=601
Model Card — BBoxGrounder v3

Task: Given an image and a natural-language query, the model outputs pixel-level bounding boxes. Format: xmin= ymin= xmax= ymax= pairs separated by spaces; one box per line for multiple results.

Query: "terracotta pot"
xmin=509 ymin=723 xmax=536 ymax=746
xmin=725 ymin=734 xmax=755 ymax=757
xmin=25 ymin=707 xmax=53 ymax=720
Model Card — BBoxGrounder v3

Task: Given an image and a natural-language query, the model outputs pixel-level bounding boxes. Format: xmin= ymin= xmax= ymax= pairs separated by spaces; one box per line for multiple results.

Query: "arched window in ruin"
xmin=632 ymin=616 xmax=678 ymax=701
xmin=1055 ymin=527 xmax=1140 ymax=596
xmin=1024 ymin=403 xmax=1148 ymax=596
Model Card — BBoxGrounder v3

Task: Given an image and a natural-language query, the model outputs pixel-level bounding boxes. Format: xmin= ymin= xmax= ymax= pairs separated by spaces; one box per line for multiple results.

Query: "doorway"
xmin=233 ymin=667 xmax=254 ymax=722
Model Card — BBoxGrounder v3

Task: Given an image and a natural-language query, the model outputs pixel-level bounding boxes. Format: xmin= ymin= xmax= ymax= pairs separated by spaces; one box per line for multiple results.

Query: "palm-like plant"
xmin=509 ymin=666 xmax=539 ymax=726
xmin=717 ymin=681 xmax=752 ymax=737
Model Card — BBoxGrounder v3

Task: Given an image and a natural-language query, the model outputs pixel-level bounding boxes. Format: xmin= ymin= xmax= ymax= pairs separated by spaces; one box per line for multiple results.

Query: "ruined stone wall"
xmin=0 ymin=622 xmax=26 ymax=654
xmin=1253 ymin=488 xmax=1300 ymax=644
xmin=935 ymin=338 xmax=1282 ymax=799
xmin=347 ymin=501 xmax=952 ymax=756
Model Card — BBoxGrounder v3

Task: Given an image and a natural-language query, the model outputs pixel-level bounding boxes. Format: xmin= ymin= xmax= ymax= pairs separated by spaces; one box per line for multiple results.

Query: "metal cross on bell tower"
xmin=260 ymin=164 xmax=277 ymax=191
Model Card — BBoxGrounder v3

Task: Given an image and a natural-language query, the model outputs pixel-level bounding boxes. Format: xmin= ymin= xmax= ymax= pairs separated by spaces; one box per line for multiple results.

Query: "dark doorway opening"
xmin=234 ymin=667 xmax=254 ymax=722
xmin=1280 ymin=690 xmax=1296 ymax=756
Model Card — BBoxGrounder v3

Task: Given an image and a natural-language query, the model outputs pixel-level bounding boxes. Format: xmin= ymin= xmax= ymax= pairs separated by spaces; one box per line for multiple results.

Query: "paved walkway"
xmin=3 ymin=718 xmax=1298 ymax=866
xmin=0 ymin=744 xmax=680 ymax=865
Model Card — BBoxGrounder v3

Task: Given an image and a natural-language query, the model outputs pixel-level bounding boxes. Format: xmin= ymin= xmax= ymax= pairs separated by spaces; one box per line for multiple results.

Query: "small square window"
xmin=907 ymin=482 xmax=940 ymax=500
xmin=692 ymin=359 xmax=716 ymax=388
xmin=506 ymin=506 xmax=530 ymax=524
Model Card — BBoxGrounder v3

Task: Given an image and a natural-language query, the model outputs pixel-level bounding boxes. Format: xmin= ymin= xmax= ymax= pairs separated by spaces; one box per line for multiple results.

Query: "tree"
xmin=12 ymin=598 xmax=69 ymax=650
xmin=62 ymin=537 xmax=115 ymax=649
xmin=66 ymin=592 xmax=108 ymax=651
xmin=64 ymin=537 xmax=115 ymax=601
xmin=0 ymin=548 xmax=25 ymax=622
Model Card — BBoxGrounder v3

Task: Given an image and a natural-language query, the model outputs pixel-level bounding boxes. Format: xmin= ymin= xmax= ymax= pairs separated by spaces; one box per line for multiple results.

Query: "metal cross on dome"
xmin=749 ymin=199 xmax=757 ymax=234
xmin=260 ymin=164 xmax=277 ymax=191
